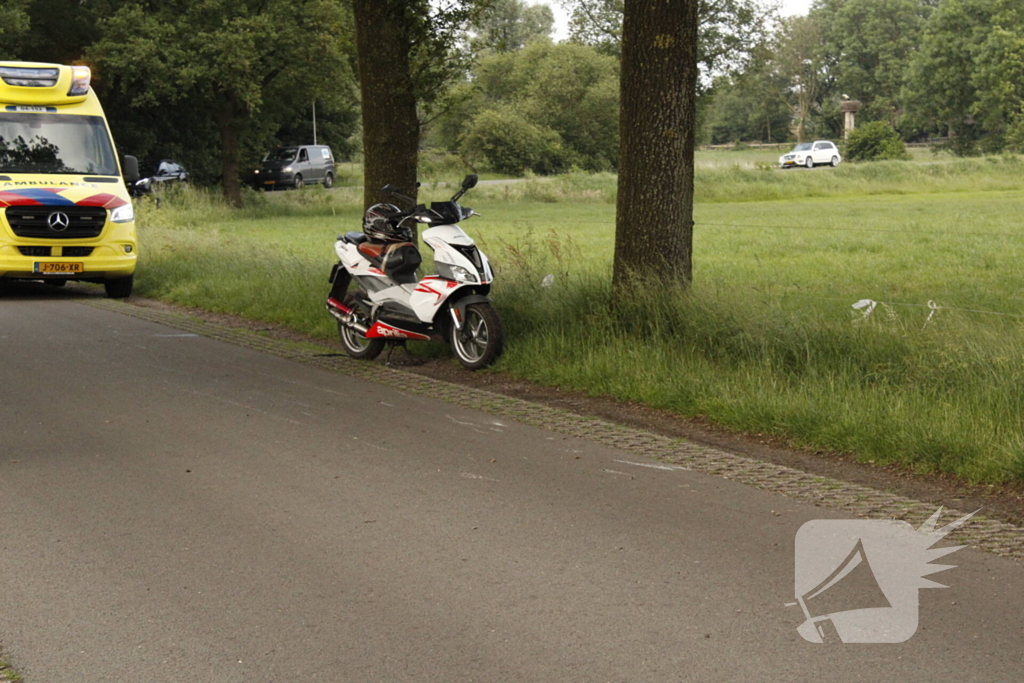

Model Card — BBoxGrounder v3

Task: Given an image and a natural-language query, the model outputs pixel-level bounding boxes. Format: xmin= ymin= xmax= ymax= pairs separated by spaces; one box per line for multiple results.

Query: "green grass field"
xmin=134 ymin=156 xmax=1024 ymax=483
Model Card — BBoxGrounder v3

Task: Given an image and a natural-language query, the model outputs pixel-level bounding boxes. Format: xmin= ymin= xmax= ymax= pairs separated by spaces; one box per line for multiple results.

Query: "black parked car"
xmin=130 ymin=159 xmax=189 ymax=199
xmin=250 ymin=145 xmax=335 ymax=190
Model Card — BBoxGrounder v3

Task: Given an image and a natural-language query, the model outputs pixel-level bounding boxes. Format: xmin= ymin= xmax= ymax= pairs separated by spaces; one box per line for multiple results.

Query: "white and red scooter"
xmin=326 ymin=174 xmax=503 ymax=370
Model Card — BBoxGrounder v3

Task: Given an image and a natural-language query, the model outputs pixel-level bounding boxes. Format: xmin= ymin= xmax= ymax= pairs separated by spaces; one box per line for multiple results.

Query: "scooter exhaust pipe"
xmin=326 ymin=302 xmax=370 ymax=334
xmin=347 ymin=319 xmax=370 ymax=335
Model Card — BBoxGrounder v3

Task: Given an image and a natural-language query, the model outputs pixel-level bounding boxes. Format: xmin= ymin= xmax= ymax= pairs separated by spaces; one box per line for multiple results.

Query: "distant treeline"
xmin=704 ymin=0 xmax=1024 ymax=155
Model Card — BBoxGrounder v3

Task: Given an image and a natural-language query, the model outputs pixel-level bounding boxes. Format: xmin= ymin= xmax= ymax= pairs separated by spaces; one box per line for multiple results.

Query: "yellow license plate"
xmin=34 ymin=262 xmax=84 ymax=274
xmin=263 ymin=180 xmax=275 ymax=185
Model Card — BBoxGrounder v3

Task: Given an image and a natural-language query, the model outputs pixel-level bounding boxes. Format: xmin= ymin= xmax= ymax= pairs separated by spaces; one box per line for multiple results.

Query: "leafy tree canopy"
xmin=561 ymin=0 xmax=774 ymax=85
xmin=970 ymin=0 xmax=1024 ymax=152
xmin=470 ymin=0 xmax=554 ymax=54
xmin=816 ymin=0 xmax=927 ymax=124
xmin=89 ymin=0 xmax=355 ymax=203
xmin=0 ymin=0 xmax=31 ymax=60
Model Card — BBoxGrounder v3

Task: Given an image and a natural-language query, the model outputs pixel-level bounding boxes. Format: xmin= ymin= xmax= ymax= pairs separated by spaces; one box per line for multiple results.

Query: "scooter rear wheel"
xmin=338 ymin=292 xmax=385 ymax=360
xmin=451 ymin=302 xmax=503 ymax=370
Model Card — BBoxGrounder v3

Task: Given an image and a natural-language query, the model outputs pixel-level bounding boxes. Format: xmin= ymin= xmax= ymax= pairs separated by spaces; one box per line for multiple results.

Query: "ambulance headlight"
xmin=110 ymin=204 xmax=135 ymax=224
xmin=68 ymin=66 xmax=91 ymax=96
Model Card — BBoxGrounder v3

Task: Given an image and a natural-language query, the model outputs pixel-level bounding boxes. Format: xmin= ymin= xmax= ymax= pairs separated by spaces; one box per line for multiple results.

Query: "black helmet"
xmin=363 ymin=203 xmax=405 ymax=241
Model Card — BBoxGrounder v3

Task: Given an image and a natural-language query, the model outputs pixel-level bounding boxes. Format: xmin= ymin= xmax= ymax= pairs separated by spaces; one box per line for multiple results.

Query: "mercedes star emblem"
xmin=47 ymin=211 xmax=70 ymax=232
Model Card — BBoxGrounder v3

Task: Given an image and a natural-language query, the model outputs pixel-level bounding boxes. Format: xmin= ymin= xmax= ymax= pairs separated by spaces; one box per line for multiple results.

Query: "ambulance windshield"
xmin=0 ymin=112 xmax=117 ymax=176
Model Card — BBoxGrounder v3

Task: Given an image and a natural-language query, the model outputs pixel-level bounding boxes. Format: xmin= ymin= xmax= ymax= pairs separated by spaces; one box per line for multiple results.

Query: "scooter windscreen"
xmin=429 ymin=201 xmax=463 ymax=224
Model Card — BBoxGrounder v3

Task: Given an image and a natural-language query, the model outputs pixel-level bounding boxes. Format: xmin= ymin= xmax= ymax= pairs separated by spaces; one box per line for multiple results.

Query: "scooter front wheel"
xmin=338 ymin=292 xmax=386 ymax=360
xmin=451 ymin=302 xmax=504 ymax=370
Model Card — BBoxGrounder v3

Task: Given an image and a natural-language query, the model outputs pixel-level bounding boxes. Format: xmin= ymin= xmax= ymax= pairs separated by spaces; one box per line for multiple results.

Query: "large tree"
xmin=813 ymin=0 xmax=926 ymax=126
xmin=775 ymin=14 xmax=827 ymax=143
xmin=351 ymin=0 xmax=481 ymax=211
xmin=903 ymin=0 xmax=991 ymax=151
xmin=470 ymin=0 xmax=554 ymax=54
xmin=91 ymin=0 xmax=352 ymax=206
xmin=15 ymin=0 xmax=110 ymax=65
xmin=562 ymin=0 xmax=772 ymax=84
xmin=704 ymin=52 xmax=792 ymax=144
xmin=352 ymin=0 xmax=420 ymax=210
xmin=0 ymin=0 xmax=30 ymax=60
xmin=970 ymin=0 xmax=1024 ymax=151
xmin=613 ymin=0 xmax=698 ymax=287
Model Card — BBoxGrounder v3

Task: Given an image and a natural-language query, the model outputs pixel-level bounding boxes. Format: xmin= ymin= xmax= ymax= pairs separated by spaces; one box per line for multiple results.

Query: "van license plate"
xmin=34 ymin=262 xmax=84 ymax=274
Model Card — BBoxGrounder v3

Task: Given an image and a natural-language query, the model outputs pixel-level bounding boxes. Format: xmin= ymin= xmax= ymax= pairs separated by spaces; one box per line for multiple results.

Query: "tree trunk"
xmin=217 ymin=101 xmax=243 ymax=208
xmin=613 ymin=0 xmax=699 ymax=288
xmin=352 ymin=0 xmax=420 ymax=212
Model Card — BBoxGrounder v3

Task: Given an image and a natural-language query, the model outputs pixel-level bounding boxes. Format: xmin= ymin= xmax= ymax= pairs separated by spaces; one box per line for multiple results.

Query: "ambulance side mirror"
xmin=122 ymin=155 xmax=140 ymax=185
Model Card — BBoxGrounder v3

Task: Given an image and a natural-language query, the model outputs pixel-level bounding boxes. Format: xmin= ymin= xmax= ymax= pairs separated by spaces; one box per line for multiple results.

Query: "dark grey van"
xmin=250 ymin=145 xmax=336 ymax=190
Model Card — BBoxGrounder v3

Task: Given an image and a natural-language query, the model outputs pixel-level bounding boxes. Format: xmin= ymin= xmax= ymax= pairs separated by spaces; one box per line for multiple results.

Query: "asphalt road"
xmin=0 ymin=292 xmax=1021 ymax=682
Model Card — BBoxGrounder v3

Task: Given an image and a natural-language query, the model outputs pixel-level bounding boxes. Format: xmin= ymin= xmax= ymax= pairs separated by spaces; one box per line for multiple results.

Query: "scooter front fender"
xmin=450 ymin=293 xmax=492 ymax=320
xmin=447 ymin=292 xmax=493 ymax=337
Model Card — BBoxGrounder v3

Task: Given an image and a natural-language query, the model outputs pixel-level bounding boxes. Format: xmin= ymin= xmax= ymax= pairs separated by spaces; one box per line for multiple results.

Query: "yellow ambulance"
xmin=0 ymin=62 xmax=139 ymax=297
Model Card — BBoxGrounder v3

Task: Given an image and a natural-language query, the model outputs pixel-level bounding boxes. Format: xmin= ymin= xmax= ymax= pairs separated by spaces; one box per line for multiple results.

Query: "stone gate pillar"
xmin=840 ymin=100 xmax=863 ymax=139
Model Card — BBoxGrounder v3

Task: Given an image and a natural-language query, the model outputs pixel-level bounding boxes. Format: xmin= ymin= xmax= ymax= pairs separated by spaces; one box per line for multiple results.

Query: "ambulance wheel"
xmin=104 ymin=275 xmax=134 ymax=298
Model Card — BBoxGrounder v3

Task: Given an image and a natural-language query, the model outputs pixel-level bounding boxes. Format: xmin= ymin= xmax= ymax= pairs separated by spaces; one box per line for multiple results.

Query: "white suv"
xmin=779 ymin=140 xmax=841 ymax=169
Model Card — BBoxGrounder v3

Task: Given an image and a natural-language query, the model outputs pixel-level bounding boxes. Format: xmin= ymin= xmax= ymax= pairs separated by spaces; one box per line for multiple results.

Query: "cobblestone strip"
xmin=85 ymin=298 xmax=1024 ymax=561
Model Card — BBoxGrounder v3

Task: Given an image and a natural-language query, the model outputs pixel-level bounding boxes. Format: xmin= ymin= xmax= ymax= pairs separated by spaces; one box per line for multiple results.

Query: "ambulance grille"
xmin=5 ymin=206 xmax=107 ymax=239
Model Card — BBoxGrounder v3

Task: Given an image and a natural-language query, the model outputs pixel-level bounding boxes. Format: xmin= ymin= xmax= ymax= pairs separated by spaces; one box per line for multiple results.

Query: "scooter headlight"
xmin=450 ymin=265 xmax=478 ymax=283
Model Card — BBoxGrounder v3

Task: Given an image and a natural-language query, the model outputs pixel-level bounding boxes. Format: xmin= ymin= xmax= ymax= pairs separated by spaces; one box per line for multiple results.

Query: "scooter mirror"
xmin=462 ymin=174 xmax=479 ymax=190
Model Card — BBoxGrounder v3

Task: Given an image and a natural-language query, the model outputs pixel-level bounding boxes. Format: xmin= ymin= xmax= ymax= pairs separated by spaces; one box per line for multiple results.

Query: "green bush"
xmin=460 ymin=107 xmax=570 ymax=175
xmin=439 ymin=43 xmax=619 ymax=173
xmin=845 ymin=121 xmax=912 ymax=161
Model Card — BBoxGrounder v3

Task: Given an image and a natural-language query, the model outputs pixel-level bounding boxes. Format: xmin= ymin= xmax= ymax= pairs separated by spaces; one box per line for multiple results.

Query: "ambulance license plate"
xmin=34 ymin=262 xmax=84 ymax=274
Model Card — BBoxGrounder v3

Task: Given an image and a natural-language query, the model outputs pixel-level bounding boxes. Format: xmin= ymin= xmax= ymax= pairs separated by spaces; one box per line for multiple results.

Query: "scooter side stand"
xmin=383 ymin=340 xmax=427 ymax=367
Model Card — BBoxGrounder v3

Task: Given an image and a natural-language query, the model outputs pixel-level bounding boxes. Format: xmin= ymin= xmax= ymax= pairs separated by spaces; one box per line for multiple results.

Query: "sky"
xmin=526 ymin=0 xmax=815 ymax=41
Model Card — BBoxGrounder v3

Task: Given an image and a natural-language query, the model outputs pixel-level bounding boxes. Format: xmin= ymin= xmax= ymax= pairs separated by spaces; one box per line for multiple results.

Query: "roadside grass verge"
xmin=134 ymin=163 xmax=1024 ymax=483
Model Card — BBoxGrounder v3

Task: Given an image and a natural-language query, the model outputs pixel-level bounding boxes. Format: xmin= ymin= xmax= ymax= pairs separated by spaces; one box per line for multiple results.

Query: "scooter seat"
xmin=356 ymin=241 xmax=421 ymax=285
xmin=343 ymin=231 xmax=368 ymax=245
xmin=358 ymin=241 xmax=385 ymax=260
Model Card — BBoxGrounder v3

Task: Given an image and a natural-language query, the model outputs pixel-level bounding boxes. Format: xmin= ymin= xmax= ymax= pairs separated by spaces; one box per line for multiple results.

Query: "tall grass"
xmin=493 ymin=263 xmax=1024 ymax=483
xmin=133 ymin=160 xmax=1024 ymax=483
